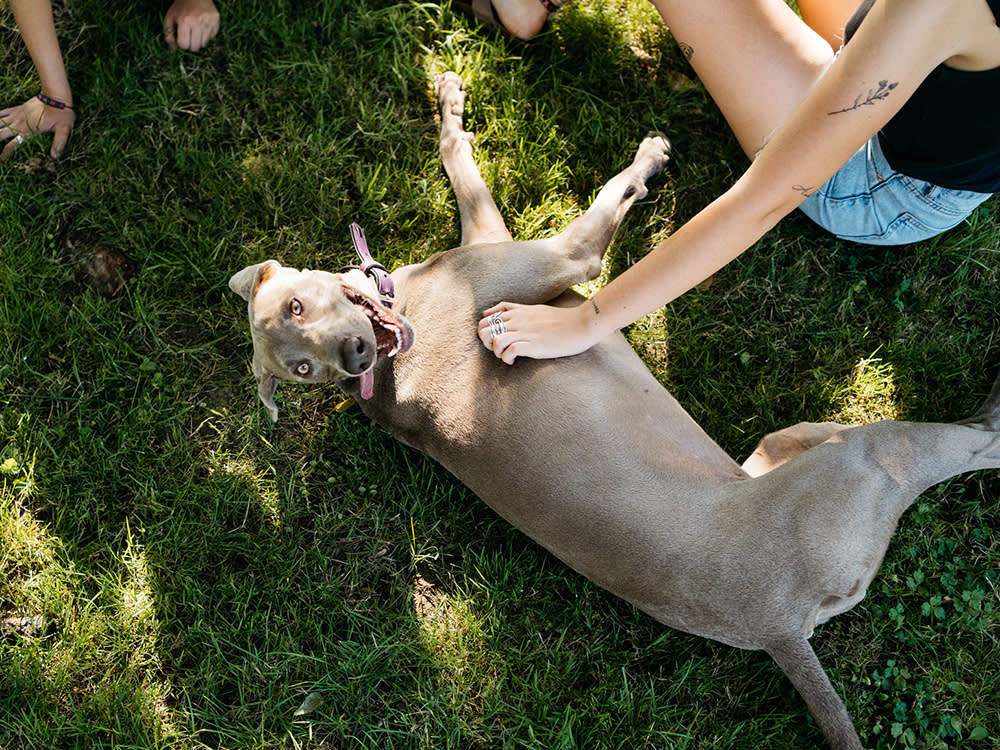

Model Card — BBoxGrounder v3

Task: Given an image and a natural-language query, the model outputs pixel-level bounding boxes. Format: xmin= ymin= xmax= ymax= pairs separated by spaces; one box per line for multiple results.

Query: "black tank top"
xmin=845 ymin=0 xmax=1000 ymax=192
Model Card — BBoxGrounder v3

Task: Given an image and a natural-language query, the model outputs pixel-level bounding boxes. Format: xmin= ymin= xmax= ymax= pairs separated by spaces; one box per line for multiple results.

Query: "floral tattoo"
xmin=828 ymin=80 xmax=898 ymax=115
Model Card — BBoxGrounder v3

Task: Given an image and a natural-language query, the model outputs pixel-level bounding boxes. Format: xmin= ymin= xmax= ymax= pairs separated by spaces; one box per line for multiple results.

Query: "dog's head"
xmin=229 ymin=260 xmax=415 ymax=421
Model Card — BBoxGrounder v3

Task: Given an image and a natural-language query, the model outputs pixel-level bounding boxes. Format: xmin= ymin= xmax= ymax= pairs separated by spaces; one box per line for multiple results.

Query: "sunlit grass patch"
xmin=413 ymin=575 xmax=492 ymax=684
xmin=1 ymin=478 xmax=189 ymax=747
xmin=204 ymin=451 xmax=283 ymax=528
xmin=109 ymin=527 xmax=160 ymax=640
xmin=830 ymin=357 xmax=904 ymax=424
xmin=1 ymin=482 xmax=73 ymax=621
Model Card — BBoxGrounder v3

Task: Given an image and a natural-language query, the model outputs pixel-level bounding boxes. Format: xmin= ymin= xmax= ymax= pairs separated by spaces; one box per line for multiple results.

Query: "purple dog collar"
xmin=350 ymin=222 xmax=394 ymax=306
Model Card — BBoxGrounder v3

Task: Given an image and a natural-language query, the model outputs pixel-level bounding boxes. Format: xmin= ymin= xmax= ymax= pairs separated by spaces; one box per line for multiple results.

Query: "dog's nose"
xmin=342 ymin=336 xmax=375 ymax=375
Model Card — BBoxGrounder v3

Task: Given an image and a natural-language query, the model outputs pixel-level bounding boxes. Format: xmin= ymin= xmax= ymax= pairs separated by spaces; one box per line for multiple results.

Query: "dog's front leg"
xmin=467 ymin=132 xmax=671 ymax=299
xmin=436 ymin=72 xmax=513 ymax=247
xmin=552 ymin=132 xmax=671 ymax=273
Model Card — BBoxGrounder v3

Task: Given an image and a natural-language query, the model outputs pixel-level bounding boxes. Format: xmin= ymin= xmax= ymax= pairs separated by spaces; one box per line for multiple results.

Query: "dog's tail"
xmin=765 ymin=635 xmax=863 ymax=750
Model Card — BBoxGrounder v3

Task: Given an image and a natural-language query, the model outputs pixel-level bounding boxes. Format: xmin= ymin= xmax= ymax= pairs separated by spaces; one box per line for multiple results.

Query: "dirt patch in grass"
xmin=62 ymin=232 xmax=136 ymax=297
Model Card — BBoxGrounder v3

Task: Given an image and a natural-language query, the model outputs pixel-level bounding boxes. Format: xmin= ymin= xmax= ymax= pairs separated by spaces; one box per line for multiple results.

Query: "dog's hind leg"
xmin=741 ymin=421 xmax=851 ymax=477
xmin=745 ymin=370 xmax=1000 ymax=478
xmin=435 ymin=72 xmax=513 ymax=247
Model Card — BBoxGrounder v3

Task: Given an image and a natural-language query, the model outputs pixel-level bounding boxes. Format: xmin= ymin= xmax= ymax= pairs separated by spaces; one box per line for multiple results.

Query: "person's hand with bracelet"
xmin=0 ymin=92 xmax=76 ymax=161
xmin=3 ymin=0 xmax=77 ymax=162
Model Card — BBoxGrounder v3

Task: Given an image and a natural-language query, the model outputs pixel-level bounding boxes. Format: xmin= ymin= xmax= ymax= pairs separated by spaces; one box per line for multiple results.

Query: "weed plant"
xmin=1 ymin=0 xmax=997 ymax=748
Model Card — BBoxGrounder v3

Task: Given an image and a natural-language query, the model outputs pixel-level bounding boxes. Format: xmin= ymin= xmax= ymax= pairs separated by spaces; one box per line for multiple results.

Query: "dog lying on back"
xmin=231 ymin=72 xmax=1000 ymax=749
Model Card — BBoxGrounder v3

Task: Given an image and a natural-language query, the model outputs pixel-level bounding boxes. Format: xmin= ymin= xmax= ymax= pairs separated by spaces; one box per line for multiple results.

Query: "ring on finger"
xmin=487 ymin=312 xmax=507 ymax=338
xmin=14 ymin=134 xmax=24 ymax=145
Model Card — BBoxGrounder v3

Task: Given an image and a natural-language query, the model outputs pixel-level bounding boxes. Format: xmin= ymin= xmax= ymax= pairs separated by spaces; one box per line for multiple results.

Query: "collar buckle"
xmin=350 ymin=222 xmax=394 ymax=306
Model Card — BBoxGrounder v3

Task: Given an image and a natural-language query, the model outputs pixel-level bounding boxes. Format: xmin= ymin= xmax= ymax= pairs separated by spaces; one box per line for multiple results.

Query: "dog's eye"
xmin=289 ymin=298 xmax=303 ymax=316
xmin=296 ymin=362 xmax=311 ymax=376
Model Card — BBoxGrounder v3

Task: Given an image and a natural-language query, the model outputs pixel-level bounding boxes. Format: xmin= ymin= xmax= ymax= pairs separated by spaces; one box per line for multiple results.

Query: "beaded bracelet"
xmin=37 ymin=93 xmax=74 ymax=110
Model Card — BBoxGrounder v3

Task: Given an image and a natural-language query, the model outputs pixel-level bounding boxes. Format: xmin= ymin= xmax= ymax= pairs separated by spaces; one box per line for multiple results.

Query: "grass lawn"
xmin=1 ymin=0 xmax=997 ymax=747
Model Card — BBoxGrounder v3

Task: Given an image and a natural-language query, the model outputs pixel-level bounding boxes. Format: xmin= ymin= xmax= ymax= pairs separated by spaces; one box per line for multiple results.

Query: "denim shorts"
xmin=798 ymin=135 xmax=993 ymax=246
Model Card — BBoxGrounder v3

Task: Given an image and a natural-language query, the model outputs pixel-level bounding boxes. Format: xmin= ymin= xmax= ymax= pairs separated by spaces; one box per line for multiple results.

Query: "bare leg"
xmin=435 ymin=72 xmax=513 ymax=246
xmin=797 ymin=0 xmax=863 ymax=50
xmin=648 ymin=0 xmax=834 ymax=158
xmin=492 ymin=0 xmax=550 ymax=39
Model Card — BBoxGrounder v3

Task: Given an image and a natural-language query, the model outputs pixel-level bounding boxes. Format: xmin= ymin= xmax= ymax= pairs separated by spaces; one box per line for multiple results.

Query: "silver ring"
xmin=487 ymin=312 xmax=507 ymax=338
xmin=14 ymin=134 xmax=24 ymax=145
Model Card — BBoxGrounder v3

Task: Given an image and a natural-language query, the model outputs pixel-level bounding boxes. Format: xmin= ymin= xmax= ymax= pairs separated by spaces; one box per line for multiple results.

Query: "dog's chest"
xmin=367 ymin=290 xmax=490 ymax=452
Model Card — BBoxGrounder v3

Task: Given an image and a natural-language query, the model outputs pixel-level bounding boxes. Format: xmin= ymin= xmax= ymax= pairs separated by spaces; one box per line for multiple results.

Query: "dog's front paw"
xmin=634 ymin=132 xmax=672 ymax=179
xmin=435 ymin=72 xmax=466 ymax=116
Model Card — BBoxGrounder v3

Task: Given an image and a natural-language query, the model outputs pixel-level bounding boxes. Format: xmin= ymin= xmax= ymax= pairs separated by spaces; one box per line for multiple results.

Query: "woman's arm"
xmin=1 ymin=0 xmax=76 ymax=160
xmin=9 ymin=0 xmax=72 ymax=103
xmin=480 ymin=0 xmax=968 ymax=363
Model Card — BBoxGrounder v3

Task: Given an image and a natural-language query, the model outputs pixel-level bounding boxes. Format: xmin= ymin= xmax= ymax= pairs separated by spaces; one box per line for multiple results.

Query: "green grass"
xmin=1 ymin=0 xmax=998 ymax=747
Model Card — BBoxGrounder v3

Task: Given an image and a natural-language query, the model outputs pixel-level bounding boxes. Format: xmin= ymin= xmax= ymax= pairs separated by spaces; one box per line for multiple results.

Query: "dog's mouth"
xmin=343 ymin=285 xmax=414 ymax=398
xmin=343 ymin=286 xmax=413 ymax=358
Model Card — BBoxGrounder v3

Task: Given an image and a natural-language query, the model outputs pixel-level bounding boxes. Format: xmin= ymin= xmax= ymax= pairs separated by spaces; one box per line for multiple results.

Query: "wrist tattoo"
xmin=828 ymin=80 xmax=898 ymax=115
xmin=591 ymin=299 xmax=600 ymax=316
xmin=793 ymin=184 xmax=818 ymax=198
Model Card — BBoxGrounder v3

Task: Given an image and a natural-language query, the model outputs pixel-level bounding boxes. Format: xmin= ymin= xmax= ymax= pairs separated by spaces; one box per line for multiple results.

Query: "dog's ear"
xmin=231 ymin=260 xmax=283 ymax=420
xmin=229 ymin=260 xmax=280 ymax=302
xmin=252 ymin=357 xmax=281 ymax=422
xmin=258 ymin=372 xmax=280 ymax=423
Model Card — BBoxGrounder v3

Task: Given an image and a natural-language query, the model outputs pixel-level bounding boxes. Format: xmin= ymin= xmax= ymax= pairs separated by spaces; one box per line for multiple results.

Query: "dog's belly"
xmin=363 ymin=332 xmax=793 ymax=646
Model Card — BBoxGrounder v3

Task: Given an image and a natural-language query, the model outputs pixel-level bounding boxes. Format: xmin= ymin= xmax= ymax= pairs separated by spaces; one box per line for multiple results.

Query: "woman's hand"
xmin=0 ymin=94 xmax=75 ymax=161
xmin=478 ymin=299 xmax=603 ymax=364
xmin=163 ymin=0 xmax=220 ymax=52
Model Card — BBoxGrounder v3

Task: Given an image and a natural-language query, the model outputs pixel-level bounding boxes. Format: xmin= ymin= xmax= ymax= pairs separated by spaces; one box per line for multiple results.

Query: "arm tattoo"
xmin=793 ymin=185 xmax=818 ymax=198
xmin=591 ymin=299 xmax=600 ymax=316
xmin=828 ymin=80 xmax=898 ymax=115
xmin=679 ymin=42 xmax=693 ymax=61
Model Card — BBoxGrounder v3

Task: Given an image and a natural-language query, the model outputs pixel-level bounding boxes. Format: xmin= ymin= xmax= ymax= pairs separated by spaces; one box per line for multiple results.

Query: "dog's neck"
xmin=349 ymin=222 xmax=395 ymax=304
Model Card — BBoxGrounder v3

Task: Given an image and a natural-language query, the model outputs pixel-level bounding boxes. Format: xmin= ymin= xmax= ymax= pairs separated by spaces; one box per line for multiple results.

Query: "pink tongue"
xmin=360 ymin=369 xmax=374 ymax=400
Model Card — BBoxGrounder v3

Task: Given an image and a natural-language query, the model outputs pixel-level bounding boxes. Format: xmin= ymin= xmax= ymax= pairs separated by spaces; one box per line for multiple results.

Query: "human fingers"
xmin=481 ymin=301 xmax=517 ymax=319
xmin=0 ymin=109 xmax=26 ymax=141
xmin=1 ymin=107 xmax=29 ymax=162
xmin=477 ymin=309 xmax=529 ymax=365
xmin=163 ymin=13 xmax=179 ymax=51
xmin=0 ymin=134 xmax=23 ymax=163
xmin=50 ymin=120 xmax=72 ymax=159
xmin=177 ymin=12 xmax=219 ymax=52
xmin=497 ymin=338 xmax=528 ymax=365
xmin=477 ymin=327 xmax=523 ymax=364
xmin=186 ymin=24 xmax=210 ymax=52
xmin=202 ymin=12 xmax=221 ymax=47
xmin=477 ymin=304 xmax=518 ymax=348
xmin=185 ymin=27 xmax=206 ymax=52
xmin=175 ymin=20 xmax=193 ymax=52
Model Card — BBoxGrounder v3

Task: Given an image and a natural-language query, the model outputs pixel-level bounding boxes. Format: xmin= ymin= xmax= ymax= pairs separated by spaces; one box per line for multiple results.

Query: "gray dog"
xmin=231 ymin=72 xmax=1000 ymax=749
